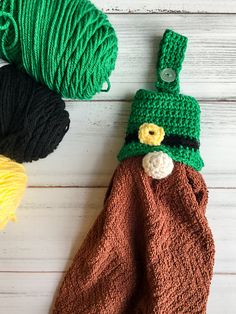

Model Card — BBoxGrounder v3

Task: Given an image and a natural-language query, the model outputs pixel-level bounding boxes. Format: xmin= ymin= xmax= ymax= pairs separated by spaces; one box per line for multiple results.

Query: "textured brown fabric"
xmin=53 ymin=157 xmax=215 ymax=314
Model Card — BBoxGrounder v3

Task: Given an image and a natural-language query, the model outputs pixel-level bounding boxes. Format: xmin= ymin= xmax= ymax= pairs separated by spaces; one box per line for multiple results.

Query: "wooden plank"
xmin=20 ymin=101 xmax=236 ymax=188
xmin=105 ymin=14 xmax=236 ymax=100
xmin=0 ymin=188 xmax=235 ymax=273
xmin=93 ymin=0 xmax=236 ymax=14
xmin=0 ymin=272 xmax=59 ymax=314
xmin=207 ymin=274 xmax=236 ymax=313
xmin=2 ymin=14 xmax=236 ymax=100
xmin=0 ymin=272 xmax=235 ymax=313
xmin=0 ymin=188 xmax=103 ymax=272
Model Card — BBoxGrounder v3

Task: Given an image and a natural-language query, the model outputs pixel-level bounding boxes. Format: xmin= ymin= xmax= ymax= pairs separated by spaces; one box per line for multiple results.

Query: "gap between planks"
xmin=27 ymin=186 xmax=236 ymax=189
xmin=105 ymin=12 xmax=236 ymax=15
xmin=92 ymin=0 xmax=236 ymax=14
xmin=0 ymin=271 xmax=235 ymax=275
xmin=65 ymin=98 xmax=236 ymax=104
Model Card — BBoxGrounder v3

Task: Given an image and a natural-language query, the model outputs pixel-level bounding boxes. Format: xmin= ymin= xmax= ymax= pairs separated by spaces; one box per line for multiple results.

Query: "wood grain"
xmin=0 ymin=2 xmax=236 ymax=312
xmin=104 ymin=14 xmax=236 ymax=100
xmin=0 ymin=272 xmax=234 ymax=314
xmin=21 ymin=101 xmax=236 ymax=188
xmin=0 ymin=187 xmax=235 ymax=273
xmin=93 ymin=0 xmax=236 ymax=14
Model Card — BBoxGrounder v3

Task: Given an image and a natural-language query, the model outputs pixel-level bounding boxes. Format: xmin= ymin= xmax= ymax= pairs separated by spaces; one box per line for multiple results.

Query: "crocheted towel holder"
xmin=156 ymin=29 xmax=187 ymax=94
xmin=118 ymin=29 xmax=203 ymax=179
xmin=146 ymin=30 xmax=188 ymax=179
xmin=53 ymin=30 xmax=215 ymax=314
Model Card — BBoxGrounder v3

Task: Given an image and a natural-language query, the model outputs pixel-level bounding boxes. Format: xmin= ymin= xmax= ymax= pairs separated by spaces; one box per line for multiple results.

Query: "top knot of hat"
xmin=118 ymin=30 xmax=204 ymax=171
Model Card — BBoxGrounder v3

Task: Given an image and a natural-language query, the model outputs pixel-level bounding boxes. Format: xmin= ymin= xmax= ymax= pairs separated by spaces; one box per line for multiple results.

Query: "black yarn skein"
xmin=0 ymin=65 xmax=70 ymax=163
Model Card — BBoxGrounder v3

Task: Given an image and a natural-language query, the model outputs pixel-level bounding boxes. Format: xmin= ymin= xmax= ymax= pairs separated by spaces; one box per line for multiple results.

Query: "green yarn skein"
xmin=0 ymin=0 xmax=118 ymax=99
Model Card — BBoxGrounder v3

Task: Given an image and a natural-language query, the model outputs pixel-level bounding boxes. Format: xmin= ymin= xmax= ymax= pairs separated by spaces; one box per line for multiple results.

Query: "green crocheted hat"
xmin=118 ymin=29 xmax=204 ymax=171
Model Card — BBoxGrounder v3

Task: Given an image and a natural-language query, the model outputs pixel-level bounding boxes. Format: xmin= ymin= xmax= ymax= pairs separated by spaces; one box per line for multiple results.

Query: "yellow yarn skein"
xmin=0 ymin=155 xmax=27 ymax=230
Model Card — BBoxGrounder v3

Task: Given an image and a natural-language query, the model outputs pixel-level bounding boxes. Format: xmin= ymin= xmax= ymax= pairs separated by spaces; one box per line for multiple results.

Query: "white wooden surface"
xmin=1 ymin=1 xmax=236 ymax=313
xmin=93 ymin=0 xmax=236 ymax=13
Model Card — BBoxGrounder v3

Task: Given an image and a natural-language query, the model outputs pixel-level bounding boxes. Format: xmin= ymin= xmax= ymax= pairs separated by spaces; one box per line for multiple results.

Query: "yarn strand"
xmin=0 ymin=64 xmax=70 ymax=229
xmin=0 ymin=155 xmax=27 ymax=230
xmin=0 ymin=64 xmax=70 ymax=163
xmin=0 ymin=0 xmax=118 ymax=99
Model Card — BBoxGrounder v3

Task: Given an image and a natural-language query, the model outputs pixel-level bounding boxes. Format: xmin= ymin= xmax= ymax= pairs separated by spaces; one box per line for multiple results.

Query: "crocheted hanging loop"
xmin=155 ymin=29 xmax=188 ymax=94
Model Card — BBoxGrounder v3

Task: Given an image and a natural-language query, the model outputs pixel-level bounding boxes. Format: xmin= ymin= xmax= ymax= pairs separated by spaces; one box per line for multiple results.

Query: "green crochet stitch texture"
xmin=118 ymin=29 xmax=204 ymax=171
xmin=0 ymin=0 xmax=118 ymax=99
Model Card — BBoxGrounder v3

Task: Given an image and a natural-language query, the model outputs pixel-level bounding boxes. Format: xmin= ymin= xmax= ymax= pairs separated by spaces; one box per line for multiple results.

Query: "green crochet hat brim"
xmin=118 ymin=142 xmax=204 ymax=171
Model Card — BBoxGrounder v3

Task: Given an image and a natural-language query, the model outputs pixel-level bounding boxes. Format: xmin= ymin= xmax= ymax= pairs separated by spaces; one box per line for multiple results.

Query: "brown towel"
xmin=53 ymin=157 xmax=215 ymax=314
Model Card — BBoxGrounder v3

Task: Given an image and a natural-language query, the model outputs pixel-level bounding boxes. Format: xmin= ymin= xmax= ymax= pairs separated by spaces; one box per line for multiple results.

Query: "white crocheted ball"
xmin=142 ymin=151 xmax=174 ymax=180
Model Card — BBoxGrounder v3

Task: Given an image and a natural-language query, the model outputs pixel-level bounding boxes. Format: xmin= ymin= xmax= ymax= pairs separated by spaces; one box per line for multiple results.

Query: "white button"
xmin=160 ymin=68 xmax=176 ymax=83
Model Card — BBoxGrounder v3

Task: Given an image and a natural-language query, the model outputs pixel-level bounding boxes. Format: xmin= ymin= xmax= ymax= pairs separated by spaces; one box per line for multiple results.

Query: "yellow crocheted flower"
xmin=138 ymin=123 xmax=165 ymax=146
